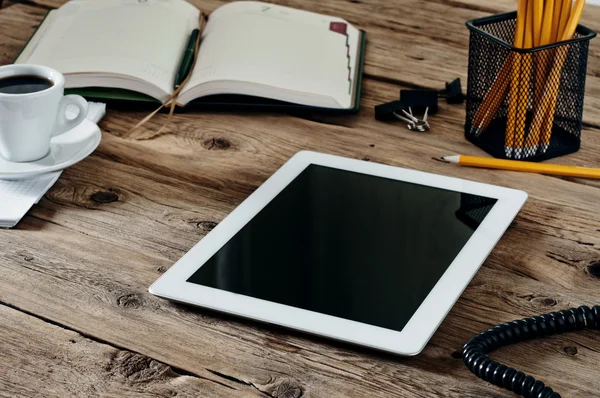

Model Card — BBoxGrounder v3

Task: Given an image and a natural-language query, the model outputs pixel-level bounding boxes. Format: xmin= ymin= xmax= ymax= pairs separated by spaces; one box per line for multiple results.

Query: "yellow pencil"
xmin=506 ymin=0 xmax=529 ymax=158
xmin=551 ymin=0 xmax=564 ymax=42
xmin=537 ymin=0 xmax=576 ymax=150
xmin=472 ymin=0 xmax=529 ymax=138
xmin=442 ymin=154 xmax=600 ymax=179
xmin=471 ymin=58 xmax=513 ymax=135
xmin=514 ymin=0 xmax=534 ymax=158
xmin=540 ymin=0 xmax=555 ymax=45
xmin=528 ymin=0 xmax=558 ymax=152
xmin=558 ymin=0 xmax=573 ymax=40
xmin=523 ymin=0 xmax=546 ymax=154
xmin=531 ymin=0 xmax=585 ymax=153
xmin=557 ymin=0 xmax=583 ymax=43
xmin=525 ymin=0 xmax=535 ymax=47
xmin=534 ymin=0 xmax=557 ymax=99
xmin=533 ymin=0 xmax=545 ymax=46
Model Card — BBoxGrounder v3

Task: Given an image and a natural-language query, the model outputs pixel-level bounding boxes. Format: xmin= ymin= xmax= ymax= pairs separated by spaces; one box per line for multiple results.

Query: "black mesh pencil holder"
xmin=465 ymin=12 xmax=596 ymax=161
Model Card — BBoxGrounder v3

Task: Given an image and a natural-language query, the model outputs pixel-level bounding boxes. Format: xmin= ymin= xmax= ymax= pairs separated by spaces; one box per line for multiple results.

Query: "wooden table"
xmin=2 ymin=1 xmax=600 ymax=397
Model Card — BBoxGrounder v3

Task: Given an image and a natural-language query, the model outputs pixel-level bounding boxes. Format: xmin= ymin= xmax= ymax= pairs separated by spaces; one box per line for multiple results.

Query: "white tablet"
xmin=149 ymin=151 xmax=527 ymax=356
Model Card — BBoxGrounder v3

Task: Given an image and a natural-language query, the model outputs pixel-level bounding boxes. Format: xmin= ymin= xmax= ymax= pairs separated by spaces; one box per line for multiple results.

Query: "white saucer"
xmin=0 ymin=119 xmax=101 ymax=180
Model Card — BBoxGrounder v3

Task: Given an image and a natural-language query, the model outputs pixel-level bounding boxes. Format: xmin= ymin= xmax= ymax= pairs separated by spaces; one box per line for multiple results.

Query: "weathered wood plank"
xmin=9 ymin=78 xmax=600 ymax=281
xmin=0 ymin=304 xmax=266 ymax=398
xmin=2 ymin=217 xmax=600 ymax=398
xmin=0 ymin=78 xmax=598 ymax=396
xmin=0 ymin=1 xmax=599 ymax=398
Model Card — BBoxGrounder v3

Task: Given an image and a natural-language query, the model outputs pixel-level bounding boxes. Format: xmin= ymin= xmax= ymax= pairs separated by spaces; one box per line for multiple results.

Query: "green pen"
xmin=174 ymin=28 xmax=200 ymax=90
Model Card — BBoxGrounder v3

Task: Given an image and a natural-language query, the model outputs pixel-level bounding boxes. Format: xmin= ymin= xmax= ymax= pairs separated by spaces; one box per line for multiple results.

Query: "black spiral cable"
xmin=462 ymin=305 xmax=600 ymax=398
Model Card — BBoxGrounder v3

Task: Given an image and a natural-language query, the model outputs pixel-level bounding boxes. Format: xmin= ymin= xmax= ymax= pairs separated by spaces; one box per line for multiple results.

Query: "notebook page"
xmin=24 ymin=0 xmax=199 ymax=101
xmin=183 ymin=2 xmax=359 ymax=108
xmin=206 ymin=1 xmax=361 ymax=88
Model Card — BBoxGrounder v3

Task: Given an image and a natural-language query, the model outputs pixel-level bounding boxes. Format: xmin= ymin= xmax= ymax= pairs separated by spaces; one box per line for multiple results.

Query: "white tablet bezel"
xmin=149 ymin=151 xmax=527 ymax=356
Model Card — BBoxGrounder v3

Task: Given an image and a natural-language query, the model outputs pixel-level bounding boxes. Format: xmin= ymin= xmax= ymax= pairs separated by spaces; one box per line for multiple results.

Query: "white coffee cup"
xmin=0 ymin=64 xmax=88 ymax=162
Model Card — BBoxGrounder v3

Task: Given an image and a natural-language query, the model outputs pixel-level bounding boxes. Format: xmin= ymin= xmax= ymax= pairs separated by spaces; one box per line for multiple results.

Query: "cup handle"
xmin=52 ymin=95 xmax=89 ymax=137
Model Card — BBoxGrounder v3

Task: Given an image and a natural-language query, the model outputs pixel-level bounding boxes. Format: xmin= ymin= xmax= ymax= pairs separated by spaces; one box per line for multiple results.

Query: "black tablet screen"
xmin=187 ymin=165 xmax=497 ymax=332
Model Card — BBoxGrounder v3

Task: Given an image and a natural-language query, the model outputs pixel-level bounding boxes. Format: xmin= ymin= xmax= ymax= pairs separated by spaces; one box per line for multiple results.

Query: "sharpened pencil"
xmin=442 ymin=154 xmax=600 ymax=179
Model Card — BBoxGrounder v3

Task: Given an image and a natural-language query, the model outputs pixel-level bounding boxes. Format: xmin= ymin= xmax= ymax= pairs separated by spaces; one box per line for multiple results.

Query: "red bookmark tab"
xmin=329 ymin=22 xmax=348 ymax=35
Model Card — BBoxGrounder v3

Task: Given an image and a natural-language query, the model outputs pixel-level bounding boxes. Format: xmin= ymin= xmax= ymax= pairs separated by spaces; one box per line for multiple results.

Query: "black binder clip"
xmin=398 ymin=78 xmax=464 ymax=112
xmin=375 ymin=100 xmax=405 ymax=122
xmin=375 ymin=78 xmax=463 ymax=132
xmin=399 ymin=89 xmax=438 ymax=115
xmin=438 ymin=78 xmax=464 ymax=104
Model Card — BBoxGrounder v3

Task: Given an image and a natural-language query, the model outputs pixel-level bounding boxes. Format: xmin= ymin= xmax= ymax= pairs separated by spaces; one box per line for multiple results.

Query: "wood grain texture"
xmin=0 ymin=304 xmax=266 ymax=397
xmin=0 ymin=1 xmax=599 ymax=397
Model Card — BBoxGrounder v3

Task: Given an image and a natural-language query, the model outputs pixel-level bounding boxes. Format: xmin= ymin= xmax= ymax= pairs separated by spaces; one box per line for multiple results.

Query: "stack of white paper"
xmin=0 ymin=102 xmax=106 ymax=228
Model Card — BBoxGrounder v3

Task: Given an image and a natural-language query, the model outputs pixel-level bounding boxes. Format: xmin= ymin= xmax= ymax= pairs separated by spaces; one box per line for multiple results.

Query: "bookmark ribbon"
xmin=329 ymin=22 xmax=348 ymax=35
xmin=127 ymin=14 xmax=206 ymax=137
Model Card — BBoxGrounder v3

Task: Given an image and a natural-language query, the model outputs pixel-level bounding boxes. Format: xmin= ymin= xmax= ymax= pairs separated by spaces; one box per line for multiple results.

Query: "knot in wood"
xmin=117 ymin=293 xmax=143 ymax=309
xmin=91 ymin=190 xmax=119 ymax=204
xmin=531 ymin=296 xmax=557 ymax=307
xmin=199 ymin=220 xmax=218 ymax=230
xmin=107 ymin=352 xmax=175 ymax=383
xmin=540 ymin=297 xmax=557 ymax=307
xmin=563 ymin=346 xmax=578 ymax=356
xmin=450 ymin=350 xmax=462 ymax=359
xmin=585 ymin=262 xmax=600 ymax=279
xmin=203 ymin=137 xmax=231 ymax=150
xmin=273 ymin=379 xmax=303 ymax=398
xmin=189 ymin=220 xmax=218 ymax=233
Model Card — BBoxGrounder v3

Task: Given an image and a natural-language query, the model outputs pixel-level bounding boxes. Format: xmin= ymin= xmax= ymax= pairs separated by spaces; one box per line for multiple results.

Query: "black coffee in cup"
xmin=0 ymin=75 xmax=53 ymax=94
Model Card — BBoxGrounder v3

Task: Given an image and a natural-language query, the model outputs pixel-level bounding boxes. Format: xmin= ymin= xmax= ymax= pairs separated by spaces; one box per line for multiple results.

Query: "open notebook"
xmin=16 ymin=0 xmax=366 ymax=113
xmin=0 ymin=103 xmax=106 ymax=229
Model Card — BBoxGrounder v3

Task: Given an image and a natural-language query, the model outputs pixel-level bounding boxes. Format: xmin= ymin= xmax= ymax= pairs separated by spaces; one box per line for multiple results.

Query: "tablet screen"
xmin=187 ymin=164 xmax=497 ymax=332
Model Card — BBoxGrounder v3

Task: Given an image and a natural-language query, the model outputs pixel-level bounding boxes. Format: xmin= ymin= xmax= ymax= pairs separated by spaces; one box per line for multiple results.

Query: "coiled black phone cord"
xmin=462 ymin=305 xmax=600 ymax=398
